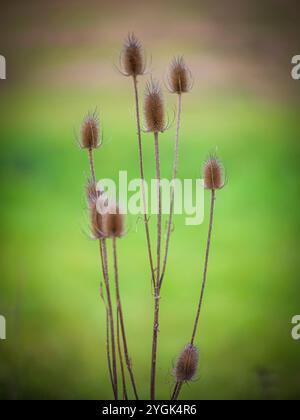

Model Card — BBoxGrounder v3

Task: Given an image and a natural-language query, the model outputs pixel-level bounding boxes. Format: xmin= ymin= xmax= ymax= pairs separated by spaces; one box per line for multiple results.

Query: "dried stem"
xmin=160 ymin=93 xmax=182 ymax=288
xmin=86 ymin=147 xmax=118 ymax=399
xmin=190 ymin=189 xmax=216 ymax=345
xmin=117 ymin=309 xmax=128 ymax=400
xmin=132 ymin=75 xmax=156 ymax=289
xmin=112 ymin=237 xmax=139 ymax=400
xmin=150 ymin=131 xmax=162 ymax=400
xmin=174 ymin=189 xmax=216 ymax=400
xmin=101 ymin=239 xmax=118 ymax=399
xmin=171 ymin=381 xmax=182 ymax=400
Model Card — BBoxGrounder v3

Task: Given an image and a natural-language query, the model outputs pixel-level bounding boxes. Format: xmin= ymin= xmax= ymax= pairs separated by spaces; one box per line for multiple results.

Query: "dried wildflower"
xmin=121 ymin=33 xmax=146 ymax=77
xmin=175 ymin=344 xmax=198 ymax=383
xmin=80 ymin=111 xmax=100 ymax=150
xmin=144 ymin=80 xmax=166 ymax=133
xmin=103 ymin=205 xmax=125 ymax=238
xmin=203 ymin=155 xmax=225 ymax=190
xmin=89 ymin=200 xmax=104 ymax=239
xmin=167 ymin=56 xmax=192 ymax=94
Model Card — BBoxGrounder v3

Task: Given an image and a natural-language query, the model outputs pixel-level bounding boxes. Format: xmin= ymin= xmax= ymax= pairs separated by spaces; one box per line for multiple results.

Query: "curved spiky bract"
xmin=175 ymin=344 xmax=199 ymax=383
xmin=103 ymin=204 xmax=125 ymax=238
xmin=80 ymin=111 xmax=101 ymax=149
xmin=144 ymin=79 xmax=166 ymax=133
xmin=203 ymin=154 xmax=225 ymax=190
xmin=167 ymin=56 xmax=192 ymax=94
xmin=121 ymin=33 xmax=146 ymax=77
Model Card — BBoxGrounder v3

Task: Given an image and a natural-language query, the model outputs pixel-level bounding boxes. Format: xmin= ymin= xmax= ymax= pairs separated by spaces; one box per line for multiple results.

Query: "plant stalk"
xmin=132 ymin=76 xmax=156 ymax=289
xmin=150 ymin=131 xmax=162 ymax=400
xmin=112 ymin=237 xmax=139 ymax=400
xmin=160 ymin=93 xmax=182 ymax=288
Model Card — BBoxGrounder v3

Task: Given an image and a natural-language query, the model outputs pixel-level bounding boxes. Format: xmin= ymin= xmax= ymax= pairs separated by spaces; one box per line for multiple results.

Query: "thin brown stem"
xmin=87 ymin=147 xmax=118 ymax=399
xmin=160 ymin=93 xmax=182 ymax=288
xmin=101 ymin=239 xmax=118 ymax=399
xmin=150 ymin=131 xmax=161 ymax=400
xmin=172 ymin=381 xmax=182 ymax=401
xmin=132 ymin=76 xmax=156 ymax=289
xmin=174 ymin=189 xmax=216 ymax=401
xmin=117 ymin=309 xmax=128 ymax=400
xmin=191 ymin=189 xmax=216 ymax=345
xmin=112 ymin=238 xmax=139 ymax=400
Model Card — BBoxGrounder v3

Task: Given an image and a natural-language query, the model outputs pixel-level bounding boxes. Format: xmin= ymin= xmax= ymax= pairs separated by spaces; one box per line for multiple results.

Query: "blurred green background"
xmin=1 ymin=0 xmax=300 ymax=400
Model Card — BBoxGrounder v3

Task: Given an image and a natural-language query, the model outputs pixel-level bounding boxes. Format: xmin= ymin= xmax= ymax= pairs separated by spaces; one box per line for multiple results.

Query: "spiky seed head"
xmin=175 ymin=344 xmax=198 ymax=383
xmin=103 ymin=205 xmax=124 ymax=238
xmin=80 ymin=111 xmax=100 ymax=150
xmin=144 ymin=80 xmax=165 ymax=133
xmin=203 ymin=155 xmax=225 ymax=190
xmin=168 ymin=56 xmax=192 ymax=94
xmin=122 ymin=33 xmax=145 ymax=77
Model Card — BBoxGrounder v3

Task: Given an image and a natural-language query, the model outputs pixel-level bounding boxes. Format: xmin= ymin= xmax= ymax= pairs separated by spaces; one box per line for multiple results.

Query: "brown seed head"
xmin=122 ymin=33 xmax=145 ymax=77
xmin=168 ymin=56 xmax=192 ymax=94
xmin=103 ymin=205 xmax=125 ymax=238
xmin=80 ymin=111 xmax=100 ymax=150
xmin=203 ymin=155 xmax=224 ymax=190
xmin=144 ymin=80 xmax=165 ymax=133
xmin=175 ymin=344 xmax=198 ymax=383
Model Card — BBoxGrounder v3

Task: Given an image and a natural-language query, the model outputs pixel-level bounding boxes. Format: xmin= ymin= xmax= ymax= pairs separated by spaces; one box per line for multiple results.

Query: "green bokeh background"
xmin=1 ymin=0 xmax=300 ymax=400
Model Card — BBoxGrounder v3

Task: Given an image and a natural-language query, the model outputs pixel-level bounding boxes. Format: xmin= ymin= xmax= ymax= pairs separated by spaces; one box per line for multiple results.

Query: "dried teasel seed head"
xmin=103 ymin=204 xmax=125 ymax=238
xmin=121 ymin=33 xmax=145 ymax=77
xmin=144 ymin=80 xmax=166 ymax=133
xmin=175 ymin=344 xmax=198 ymax=383
xmin=80 ymin=111 xmax=100 ymax=150
xmin=167 ymin=56 xmax=192 ymax=94
xmin=203 ymin=154 xmax=225 ymax=190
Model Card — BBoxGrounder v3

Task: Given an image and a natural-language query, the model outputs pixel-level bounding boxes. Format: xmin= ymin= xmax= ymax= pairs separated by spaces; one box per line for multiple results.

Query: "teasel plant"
xmin=171 ymin=155 xmax=225 ymax=400
xmin=160 ymin=56 xmax=193 ymax=288
xmin=118 ymin=33 xmax=156 ymax=289
xmin=80 ymin=112 xmax=119 ymax=399
xmin=143 ymin=78 xmax=169 ymax=399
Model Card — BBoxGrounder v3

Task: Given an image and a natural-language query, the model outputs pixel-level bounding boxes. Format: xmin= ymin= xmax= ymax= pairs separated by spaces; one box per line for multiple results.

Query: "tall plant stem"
xmin=101 ymin=239 xmax=118 ymax=399
xmin=87 ymin=147 xmax=118 ymax=399
xmin=132 ymin=76 xmax=156 ymax=289
xmin=112 ymin=238 xmax=139 ymax=400
xmin=160 ymin=93 xmax=182 ymax=288
xmin=117 ymin=309 xmax=128 ymax=400
xmin=171 ymin=381 xmax=182 ymax=400
xmin=190 ymin=189 xmax=216 ymax=345
xmin=150 ymin=131 xmax=161 ymax=400
xmin=173 ymin=189 xmax=216 ymax=401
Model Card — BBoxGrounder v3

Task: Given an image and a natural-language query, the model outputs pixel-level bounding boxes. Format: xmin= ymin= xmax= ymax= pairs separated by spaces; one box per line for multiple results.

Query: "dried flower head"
xmin=167 ymin=56 xmax=192 ymax=94
xmin=103 ymin=204 xmax=125 ymax=238
xmin=80 ymin=111 xmax=100 ymax=150
xmin=175 ymin=344 xmax=198 ymax=383
xmin=203 ymin=154 xmax=225 ymax=190
xmin=144 ymin=80 xmax=166 ymax=133
xmin=121 ymin=33 xmax=146 ymax=77
xmin=89 ymin=199 xmax=104 ymax=239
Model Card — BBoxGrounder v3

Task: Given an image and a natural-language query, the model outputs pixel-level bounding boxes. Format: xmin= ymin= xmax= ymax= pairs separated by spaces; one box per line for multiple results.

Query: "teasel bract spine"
xmin=172 ymin=155 xmax=225 ymax=400
xmin=120 ymin=33 xmax=156 ymax=289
